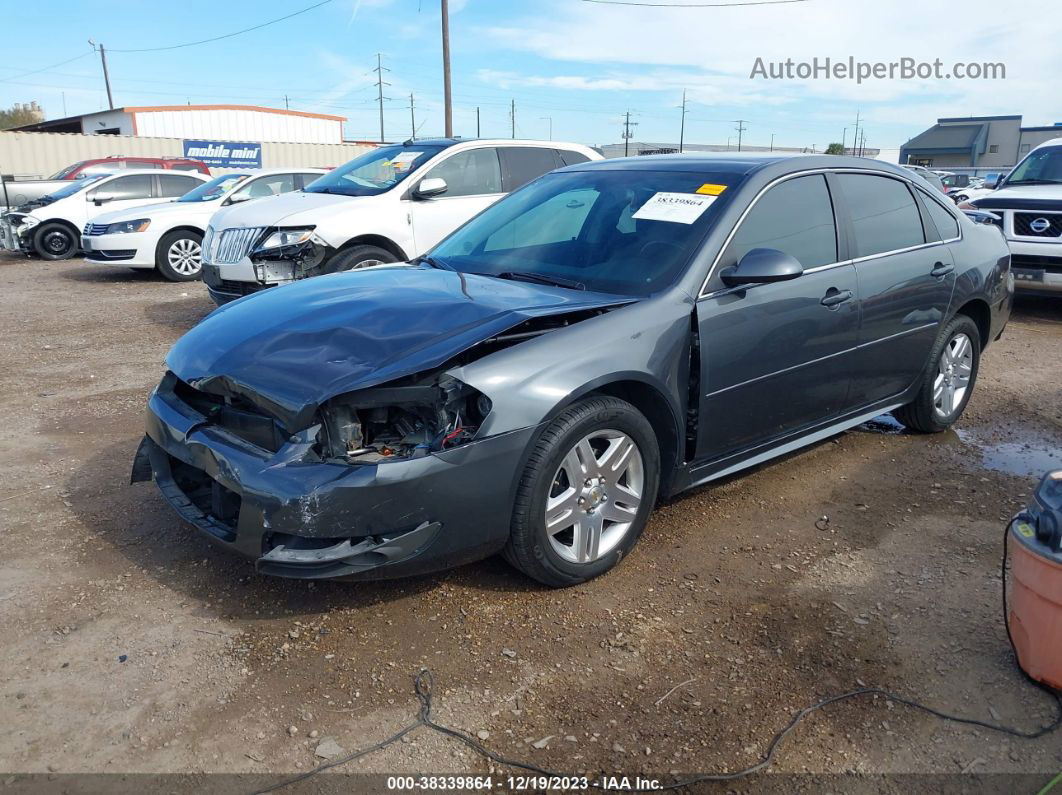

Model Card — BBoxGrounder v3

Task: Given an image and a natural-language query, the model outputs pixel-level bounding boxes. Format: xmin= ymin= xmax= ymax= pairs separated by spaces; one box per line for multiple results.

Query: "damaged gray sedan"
xmin=132 ymin=154 xmax=1012 ymax=585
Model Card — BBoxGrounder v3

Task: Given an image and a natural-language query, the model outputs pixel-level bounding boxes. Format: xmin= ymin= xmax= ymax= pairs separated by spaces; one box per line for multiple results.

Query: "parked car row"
xmin=0 ymin=155 xmax=210 ymax=211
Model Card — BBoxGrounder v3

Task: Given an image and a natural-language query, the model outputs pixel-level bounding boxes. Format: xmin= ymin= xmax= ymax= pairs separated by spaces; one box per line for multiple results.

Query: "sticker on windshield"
xmin=632 ymin=192 xmax=716 ymax=224
xmin=696 ymin=183 xmax=728 ymax=196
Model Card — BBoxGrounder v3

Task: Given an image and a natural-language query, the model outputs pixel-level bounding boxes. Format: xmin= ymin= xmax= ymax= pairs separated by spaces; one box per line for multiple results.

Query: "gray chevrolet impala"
xmin=132 ymin=154 xmax=1012 ymax=586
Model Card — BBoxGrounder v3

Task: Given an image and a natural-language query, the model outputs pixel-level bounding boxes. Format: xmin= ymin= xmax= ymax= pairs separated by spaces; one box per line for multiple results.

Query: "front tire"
xmin=505 ymin=396 xmax=660 ymax=587
xmin=33 ymin=223 xmax=77 ymax=260
xmin=155 ymin=230 xmax=204 ymax=281
xmin=327 ymin=244 xmax=398 ymax=273
xmin=893 ymin=315 xmax=980 ymax=433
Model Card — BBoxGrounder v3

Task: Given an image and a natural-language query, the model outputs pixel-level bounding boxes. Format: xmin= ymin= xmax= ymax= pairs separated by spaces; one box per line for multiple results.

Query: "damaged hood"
xmin=166 ymin=266 xmax=631 ymax=429
xmin=208 ymin=190 xmax=364 ymax=231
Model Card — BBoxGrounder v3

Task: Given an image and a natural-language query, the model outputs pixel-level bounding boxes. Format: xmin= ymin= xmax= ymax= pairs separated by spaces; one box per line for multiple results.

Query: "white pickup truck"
xmin=965 ymin=137 xmax=1062 ymax=294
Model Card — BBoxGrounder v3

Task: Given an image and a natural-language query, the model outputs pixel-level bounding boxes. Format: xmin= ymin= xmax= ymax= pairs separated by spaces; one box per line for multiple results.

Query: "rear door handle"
xmin=820 ymin=288 xmax=853 ymax=308
xmin=931 ymin=262 xmax=954 ymax=278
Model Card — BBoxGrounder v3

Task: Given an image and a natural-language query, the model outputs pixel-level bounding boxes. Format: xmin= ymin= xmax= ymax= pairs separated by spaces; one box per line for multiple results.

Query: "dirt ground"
xmin=1 ymin=253 xmax=1060 ymax=791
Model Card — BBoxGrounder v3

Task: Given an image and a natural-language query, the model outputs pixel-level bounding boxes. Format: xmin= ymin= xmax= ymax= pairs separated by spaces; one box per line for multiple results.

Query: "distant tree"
xmin=825 ymin=142 xmax=846 ymax=155
xmin=0 ymin=102 xmax=43 ymax=130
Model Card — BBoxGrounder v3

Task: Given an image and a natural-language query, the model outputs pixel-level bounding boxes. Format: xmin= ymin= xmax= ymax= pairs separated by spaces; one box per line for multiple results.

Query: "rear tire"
xmin=327 ymin=244 xmax=398 ymax=273
xmin=33 ymin=223 xmax=77 ymax=260
xmin=893 ymin=315 xmax=981 ymax=433
xmin=155 ymin=230 xmax=204 ymax=282
xmin=505 ymin=396 xmax=660 ymax=587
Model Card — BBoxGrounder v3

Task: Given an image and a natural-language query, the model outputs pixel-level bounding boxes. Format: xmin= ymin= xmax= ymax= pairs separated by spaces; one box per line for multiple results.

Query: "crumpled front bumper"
xmin=131 ymin=382 xmax=537 ymax=580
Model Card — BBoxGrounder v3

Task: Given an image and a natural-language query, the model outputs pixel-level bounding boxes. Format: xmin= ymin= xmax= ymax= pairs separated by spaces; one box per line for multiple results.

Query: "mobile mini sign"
xmin=183 ymin=140 xmax=262 ymax=168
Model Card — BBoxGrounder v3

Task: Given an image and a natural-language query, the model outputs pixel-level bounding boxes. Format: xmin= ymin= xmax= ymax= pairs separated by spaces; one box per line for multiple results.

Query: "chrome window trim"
xmin=697 ymin=167 xmax=957 ymax=299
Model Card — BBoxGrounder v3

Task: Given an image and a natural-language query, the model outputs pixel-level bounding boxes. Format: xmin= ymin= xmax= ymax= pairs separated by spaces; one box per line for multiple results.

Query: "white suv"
xmin=82 ymin=168 xmax=325 ymax=281
xmin=968 ymin=137 xmax=1062 ymax=293
xmin=200 ymin=138 xmax=601 ymax=304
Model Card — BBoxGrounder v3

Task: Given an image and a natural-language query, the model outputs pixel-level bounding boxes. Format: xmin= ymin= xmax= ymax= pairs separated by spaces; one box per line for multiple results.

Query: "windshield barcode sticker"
xmin=632 ymin=192 xmax=716 ymax=224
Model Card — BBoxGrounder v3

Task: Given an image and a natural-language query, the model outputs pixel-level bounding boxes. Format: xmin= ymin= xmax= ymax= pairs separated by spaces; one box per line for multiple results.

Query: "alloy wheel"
xmin=167 ymin=238 xmax=203 ymax=275
xmin=545 ymin=430 xmax=644 ymax=564
xmin=933 ymin=332 xmax=973 ymax=418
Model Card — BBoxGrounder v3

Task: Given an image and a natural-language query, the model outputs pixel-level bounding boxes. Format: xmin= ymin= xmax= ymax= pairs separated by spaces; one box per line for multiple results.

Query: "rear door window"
xmin=556 ymin=149 xmax=591 ymax=166
xmin=720 ymin=174 xmax=838 ymax=269
xmin=837 ymin=174 xmax=925 ymax=257
xmin=499 ymin=147 xmax=564 ymax=192
xmin=919 ymin=190 xmax=960 ymax=241
xmin=101 ymin=174 xmax=154 ymax=200
xmin=157 ymin=174 xmax=203 ymax=198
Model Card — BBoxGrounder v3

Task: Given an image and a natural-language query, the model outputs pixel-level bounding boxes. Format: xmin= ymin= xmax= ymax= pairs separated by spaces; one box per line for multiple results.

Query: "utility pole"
xmin=475 ymin=106 xmax=480 ymax=137
xmin=441 ymin=0 xmax=453 ymax=137
xmin=734 ymin=119 xmax=748 ymax=152
xmin=373 ymin=53 xmax=391 ymax=143
xmin=510 ymin=99 xmax=516 ymax=139
xmin=622 ymin=110 xmax=638 ymax=157
xmin=540 ymin=116 xmax=552 ymax=140
xmin=770 ymin=133 xmax=775 ymax=152
xmin=841 ymin=127 xmax=847 ymax=154
xmin=852 ymin=109 xmax=862 ymax=159
xmin=677 ymin=89 xmax=687 ymax=153
xmin=284 ymin=94 xmax=290 ymax=110
xmin=409 ymin=93 xmax=416 ymax=140
xmin=89 ymin=40 xmax=114 ymax=109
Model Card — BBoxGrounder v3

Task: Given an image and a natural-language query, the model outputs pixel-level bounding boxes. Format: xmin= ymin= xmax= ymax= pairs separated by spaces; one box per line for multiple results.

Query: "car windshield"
xmin=303 ymin=145 xmax=445 ymax=197
xmin=177 ymin=173 xmax=249 ymax=202
xmin=42 ymin=174 xmax=106 ymax=201
xmin=1005 ymin=145 xmax=1062 ymax=186
xmin=49 ymin=162 xmax=86 ymax=180
xmin=429 ymin=169 xmax=737 ymax=297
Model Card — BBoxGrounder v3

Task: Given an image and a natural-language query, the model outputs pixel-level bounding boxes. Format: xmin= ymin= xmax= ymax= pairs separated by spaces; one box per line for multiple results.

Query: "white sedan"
xmin=82 ymin=168 xmax=326 ymax=281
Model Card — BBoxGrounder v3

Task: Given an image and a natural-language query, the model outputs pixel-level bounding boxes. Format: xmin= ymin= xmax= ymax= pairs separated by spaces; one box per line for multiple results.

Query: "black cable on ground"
xmin=256 ymin=518 xmax=1062 ymax=794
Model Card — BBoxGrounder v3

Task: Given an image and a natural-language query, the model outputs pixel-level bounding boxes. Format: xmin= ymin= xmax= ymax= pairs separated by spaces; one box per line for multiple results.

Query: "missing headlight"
xmin=317 ymin=375 xmax=491 ymax=464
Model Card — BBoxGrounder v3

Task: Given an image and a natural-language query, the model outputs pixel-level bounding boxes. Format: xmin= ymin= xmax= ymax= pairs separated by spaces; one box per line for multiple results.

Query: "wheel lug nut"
xmin=585 ymin=479 xmax=593 ymax=487
xmin=577 ymin=497 xmax=585 ymax=505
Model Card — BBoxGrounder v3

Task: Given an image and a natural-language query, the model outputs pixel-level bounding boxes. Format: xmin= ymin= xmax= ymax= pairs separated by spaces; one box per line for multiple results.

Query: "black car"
xmin=132 ymin=154 xmax=1013 ymax=586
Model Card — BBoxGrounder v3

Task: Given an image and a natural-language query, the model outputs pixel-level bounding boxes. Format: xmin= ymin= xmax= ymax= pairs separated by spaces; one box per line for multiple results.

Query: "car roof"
xmin=555 ymin=152 xmax=922 ymax=183
xmin=93 ymin=168 xmax=210 ymax=179
xmin=236 ymin=167 xmax=329 ymax=176
xmin=398 ymin=137 xmax=593 ymax=150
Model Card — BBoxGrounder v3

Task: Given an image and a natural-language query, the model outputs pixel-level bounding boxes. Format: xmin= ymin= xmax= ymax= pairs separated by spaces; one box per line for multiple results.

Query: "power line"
xmin=109 ymin=0 xmax=334 ymax=53
xmin=0 ymin=50 xmax=94 ymax=84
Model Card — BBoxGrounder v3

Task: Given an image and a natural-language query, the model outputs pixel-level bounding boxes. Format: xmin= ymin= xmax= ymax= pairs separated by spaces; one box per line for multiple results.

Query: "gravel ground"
xmin=0 ymin=253 xmax=1060 ymax=791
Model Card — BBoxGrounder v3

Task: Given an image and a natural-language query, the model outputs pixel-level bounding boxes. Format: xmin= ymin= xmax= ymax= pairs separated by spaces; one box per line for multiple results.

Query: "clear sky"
xmin=1 ymin=0 xmax=1059 ymax=150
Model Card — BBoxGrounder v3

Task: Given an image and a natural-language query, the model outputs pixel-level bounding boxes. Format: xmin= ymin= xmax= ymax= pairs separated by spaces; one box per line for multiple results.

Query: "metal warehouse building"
xmin=899 ymin=114 xmax=1062 ymax=169
xmin=15 ymin=104 xmax=345 ymax=144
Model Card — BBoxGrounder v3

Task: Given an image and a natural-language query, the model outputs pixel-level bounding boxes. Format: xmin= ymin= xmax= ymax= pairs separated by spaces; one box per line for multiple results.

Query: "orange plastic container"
xmin=1009 ymin=528 xmax=1062 ymax=692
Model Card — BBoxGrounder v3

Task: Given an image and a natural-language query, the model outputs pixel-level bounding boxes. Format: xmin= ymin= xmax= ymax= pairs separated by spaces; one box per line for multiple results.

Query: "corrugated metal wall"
xmin=0 ymin=130 xmax=373 ymax=179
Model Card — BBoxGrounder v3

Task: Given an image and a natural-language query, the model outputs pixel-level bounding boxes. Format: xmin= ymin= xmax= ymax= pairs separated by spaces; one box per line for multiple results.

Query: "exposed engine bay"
xmin=316 ymin=375 xmax=491 ymax=463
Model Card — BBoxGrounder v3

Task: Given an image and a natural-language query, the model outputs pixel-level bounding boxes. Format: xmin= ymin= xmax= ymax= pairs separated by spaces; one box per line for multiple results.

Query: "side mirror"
xmin=984 ymin=174 xmax=1001 ymax=190
xmin=226 ymin=193 xmax=252 ymax=205
xmin=720 ymin=248 xmax=804 ymax=287
xmin=414 ymin=177 xmax=448 ymax=199
xmin=90 ymin=193 xmax=113 ymax=206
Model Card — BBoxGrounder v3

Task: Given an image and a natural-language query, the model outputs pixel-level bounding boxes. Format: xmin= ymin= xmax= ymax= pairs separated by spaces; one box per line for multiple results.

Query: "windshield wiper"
xmin=414 ymin=255 xmax=456 ymax=271
xmin=1005 ymin=179 xmax=1062 ymax=186
xmin=496 ymin=271 xmax=585 ymax=291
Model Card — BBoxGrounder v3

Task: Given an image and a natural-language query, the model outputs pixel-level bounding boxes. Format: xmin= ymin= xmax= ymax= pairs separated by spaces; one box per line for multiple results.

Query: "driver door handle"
xmin=931 ymin=262 xmax=954 ymax=278
xmin=820 ymin=288 xmax=853 ymax=308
